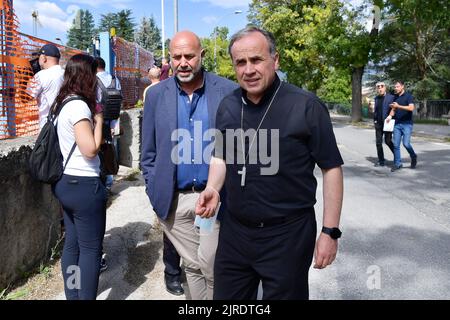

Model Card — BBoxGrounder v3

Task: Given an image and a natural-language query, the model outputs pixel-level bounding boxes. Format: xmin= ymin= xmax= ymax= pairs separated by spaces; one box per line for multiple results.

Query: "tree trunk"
xmin=351 ymin=66 xmax=364 ymax=123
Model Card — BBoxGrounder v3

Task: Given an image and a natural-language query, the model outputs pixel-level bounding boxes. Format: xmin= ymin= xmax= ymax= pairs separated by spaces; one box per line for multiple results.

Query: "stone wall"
xmin=119 ymin=108 xmax=142 ymax=169
xmin=0 ymin=109 xmax=142 ymax=290
xmin=0 ymin=137 xmax=61 ymax=289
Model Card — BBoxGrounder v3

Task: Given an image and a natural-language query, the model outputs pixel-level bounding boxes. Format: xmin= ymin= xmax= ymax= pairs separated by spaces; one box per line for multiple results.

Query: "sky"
xmin=14 ymin=0 xmax=251 ymax=45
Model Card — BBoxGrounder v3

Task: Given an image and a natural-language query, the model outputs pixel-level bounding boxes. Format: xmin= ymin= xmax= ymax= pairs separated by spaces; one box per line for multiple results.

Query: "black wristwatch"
xmin=322 ymin=226 xmax=342 ymax=239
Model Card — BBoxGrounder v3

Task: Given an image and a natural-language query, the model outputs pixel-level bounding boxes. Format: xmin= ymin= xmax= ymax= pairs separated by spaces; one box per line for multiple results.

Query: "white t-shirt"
xmin=96 ymin=71 xmax=122 ymax=107
xmin=57 ymin=98 xmax=101 ymax=177
xmin=29 ymin=65 xmax=65 ymax=129
xmin=97 ymin=71 xmax=121 ymax=90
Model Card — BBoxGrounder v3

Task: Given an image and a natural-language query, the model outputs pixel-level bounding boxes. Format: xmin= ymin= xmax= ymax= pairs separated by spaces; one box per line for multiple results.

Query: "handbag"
xmin=100 ymin=142 xmax=119 ymax=175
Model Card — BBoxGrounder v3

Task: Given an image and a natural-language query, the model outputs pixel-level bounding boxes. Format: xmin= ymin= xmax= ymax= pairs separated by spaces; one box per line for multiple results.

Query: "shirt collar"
xmin=241 ymin=74 xmax=281 ymax=107
xmin=175 ymin=69 xmax=206 ymax=95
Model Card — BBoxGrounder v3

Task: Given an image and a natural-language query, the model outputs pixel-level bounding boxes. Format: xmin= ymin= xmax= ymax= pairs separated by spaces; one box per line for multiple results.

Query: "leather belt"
xmin=231 ymin=209 xmax=313 ymax=228
xmin=178 ymin=185 xmax=205 ymax=192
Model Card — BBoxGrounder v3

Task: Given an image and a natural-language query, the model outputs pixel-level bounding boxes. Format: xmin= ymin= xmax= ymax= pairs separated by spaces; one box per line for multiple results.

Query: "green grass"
xmin=0 ymin=234 xmax=64 ymax=300
xmin=0 ymin=284 xmax=28 ymax=300
xmin=2 ymin=289 xmax=29 ymax=300
xmin=414 ymin=119 xmax=448 ymax=125
xmin=124 ymin=168 xmax=141 ymax=181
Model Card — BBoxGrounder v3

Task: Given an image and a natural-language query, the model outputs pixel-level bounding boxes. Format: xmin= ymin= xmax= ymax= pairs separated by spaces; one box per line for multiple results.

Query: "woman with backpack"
xmin=52 ymin=54 xmax=106 ymax=300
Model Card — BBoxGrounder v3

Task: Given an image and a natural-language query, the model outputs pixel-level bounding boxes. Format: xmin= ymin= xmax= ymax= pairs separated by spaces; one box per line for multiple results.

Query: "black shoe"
xmin=374 ymin=161 xmax=385 ymax=167
xmin=391 ymin=165 xmax=403 ymax=172
xmin=165 ymin=279 xmax=184 ymax=296
xmin=411 ymin=157 xmax=417 ymax=169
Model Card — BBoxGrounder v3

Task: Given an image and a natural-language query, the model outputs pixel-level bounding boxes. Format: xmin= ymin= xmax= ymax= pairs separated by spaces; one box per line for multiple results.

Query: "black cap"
xmin=35 ymin=44 xmax=61 ymax=58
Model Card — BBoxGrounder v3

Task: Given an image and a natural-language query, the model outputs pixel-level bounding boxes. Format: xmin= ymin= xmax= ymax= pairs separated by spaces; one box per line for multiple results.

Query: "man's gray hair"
xmin=228 ymin=26 xmax=277 ymax=58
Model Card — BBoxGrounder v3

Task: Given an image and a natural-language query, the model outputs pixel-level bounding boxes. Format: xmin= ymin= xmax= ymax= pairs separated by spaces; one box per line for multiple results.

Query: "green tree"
xmin=376 ymin=0 xmax=450 ymax=99
xmin=67 ymin=9 xmax=96 ymax=50
xmin=249 ymin=0 xmax=381 ymax=122
xmin=201 ymin=27 xmax=235 ymax=80
xmin=99 ymin=9 xmax=135 ymax=42
xmin=248 ymin=0 xmax=346 ymax=91
xmin=317 ymin=68 xmax=352 ymax=105
xmin=135 ymin=16 xmax=162 ymax=53
xmin=324 ymin=2 xmax=380 ymax=122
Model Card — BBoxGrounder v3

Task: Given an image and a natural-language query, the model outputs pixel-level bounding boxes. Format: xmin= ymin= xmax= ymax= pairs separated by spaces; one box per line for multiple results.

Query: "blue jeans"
xmin=393 ymin=123 xmax=417 ymax=167
xmin=53 ymin=175 xmax=107 ymax=300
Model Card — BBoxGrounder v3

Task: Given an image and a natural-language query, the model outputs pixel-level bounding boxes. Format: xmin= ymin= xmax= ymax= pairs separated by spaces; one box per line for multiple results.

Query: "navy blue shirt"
xmin=176 ymin=78 xmax=210 ymax=190
xmin=393 ymin=92 xmax=414 ymax=124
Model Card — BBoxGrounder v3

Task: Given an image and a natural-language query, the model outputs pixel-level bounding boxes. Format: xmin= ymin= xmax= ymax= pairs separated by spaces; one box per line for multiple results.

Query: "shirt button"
xmin=190 ymin=118 xmax=193 ymax=122
xmin=190 ymin=138 xmax=194 ymax=141
xmin=193 ymin=178 xmax=197 ymax=182
xmin=191 ymin=159 xmax=195 ymax=163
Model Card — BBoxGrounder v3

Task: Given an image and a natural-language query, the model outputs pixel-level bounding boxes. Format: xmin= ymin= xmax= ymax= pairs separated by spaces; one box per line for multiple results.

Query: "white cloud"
xmin=15 ymin=1 xmax=79 ymax=35
xmin=202 ymin=15 xmax=218 ymax=25
xmin=190 ymin=0 xmax=250 ymax=9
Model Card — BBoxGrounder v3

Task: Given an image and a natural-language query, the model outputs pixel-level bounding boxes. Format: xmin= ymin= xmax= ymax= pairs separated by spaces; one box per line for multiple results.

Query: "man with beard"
xmin=141 ymin=31 xmax=237 ymax=299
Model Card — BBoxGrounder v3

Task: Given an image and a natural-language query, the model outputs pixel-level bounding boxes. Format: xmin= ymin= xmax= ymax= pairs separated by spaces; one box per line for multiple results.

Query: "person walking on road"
xmin=388 ymin=80 xmax=417 ymax=172
xmin=373 ymin=82 xmax=395 ymax=166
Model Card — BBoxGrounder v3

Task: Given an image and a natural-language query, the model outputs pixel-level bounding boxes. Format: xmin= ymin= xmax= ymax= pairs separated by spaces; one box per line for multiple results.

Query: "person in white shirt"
xmin=52 ymin=54 xmax=106 ymax=300
xmin=143 ymin=65 xmax=161 ymax=102
xmin=28 ymin=44 xmax=64 ymax=130
xmin=94 ymin=57 xmax=122 ymax=194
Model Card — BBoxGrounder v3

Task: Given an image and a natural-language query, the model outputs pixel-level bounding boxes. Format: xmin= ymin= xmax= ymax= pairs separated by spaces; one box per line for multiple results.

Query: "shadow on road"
xmin=97 ymin=221 xmax=162 ymax=300
xmin=334 ymin=225 xmax=450 ymax=299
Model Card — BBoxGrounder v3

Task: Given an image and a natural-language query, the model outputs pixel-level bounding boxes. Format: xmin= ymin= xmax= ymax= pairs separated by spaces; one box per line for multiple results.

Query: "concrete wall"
xmin=119 ymin=108 xmax=142 ymax=169
xmin=0 ymin=137 xmax=61 ymax=289
xmin=0 ymin=109 xmax=141 ymax=289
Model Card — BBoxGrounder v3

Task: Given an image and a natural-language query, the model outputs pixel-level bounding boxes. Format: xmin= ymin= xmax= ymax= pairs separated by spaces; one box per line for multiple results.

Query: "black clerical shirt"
xmin=215 ymin=76 xmax=344 ymax=223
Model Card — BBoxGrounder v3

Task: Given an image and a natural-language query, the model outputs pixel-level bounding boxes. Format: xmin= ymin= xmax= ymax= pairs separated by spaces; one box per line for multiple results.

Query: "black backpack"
xmin=28 ymin=96 xmax=82 ymax=184
xmin=98 ymin=75 xmax=123 ymax=120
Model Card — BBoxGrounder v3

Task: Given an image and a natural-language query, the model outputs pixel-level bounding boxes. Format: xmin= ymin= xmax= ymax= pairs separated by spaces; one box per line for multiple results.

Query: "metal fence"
xmin=325 ymin=99 xmax=450 ymax=121
xmin=416 ymin=100 xmax=450 ymax=120
xmin=0 ymin=0 xmax=84 ymax=139
xmin=113 ymin=37 xmax=153 ymax=109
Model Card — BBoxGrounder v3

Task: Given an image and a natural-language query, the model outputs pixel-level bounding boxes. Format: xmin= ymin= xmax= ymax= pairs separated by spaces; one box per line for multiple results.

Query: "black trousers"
xmin=214 ymin=210 xmax=316 ymax=300
xmin=375 ymin=122 xmax=394 ymax=163
xmin=163 ymin=233 xmax=182 ymax=281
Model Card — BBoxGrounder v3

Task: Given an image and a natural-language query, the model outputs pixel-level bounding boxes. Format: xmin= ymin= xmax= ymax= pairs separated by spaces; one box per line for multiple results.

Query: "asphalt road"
xmin=309 ymin=121 xmax=450 ymax=299
xmin=49 ymin=121 xmax=450 ymax=300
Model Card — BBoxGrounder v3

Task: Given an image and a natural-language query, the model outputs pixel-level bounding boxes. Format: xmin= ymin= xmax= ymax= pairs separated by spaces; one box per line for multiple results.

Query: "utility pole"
xmin=213 ymin=10 xmax=242 ymax=73
xmin=174 ymin=0 xmax=178 ymax=33
xmin=161 ymin=0 xmax=165 ymax=59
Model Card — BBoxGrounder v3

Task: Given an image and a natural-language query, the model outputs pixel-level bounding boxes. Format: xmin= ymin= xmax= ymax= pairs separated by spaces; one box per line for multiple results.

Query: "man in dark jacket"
xmin=373 ymin=82 xmax=395 ymax=167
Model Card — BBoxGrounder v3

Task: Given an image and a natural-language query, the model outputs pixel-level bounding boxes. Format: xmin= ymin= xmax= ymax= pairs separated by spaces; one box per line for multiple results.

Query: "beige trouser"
xmin=158 ymin=191 xmax=220 ymax=300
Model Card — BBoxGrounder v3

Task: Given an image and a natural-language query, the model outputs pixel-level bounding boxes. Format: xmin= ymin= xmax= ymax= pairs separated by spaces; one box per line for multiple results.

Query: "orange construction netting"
xmin=1 ymin=0 xmax=154 ymax=139
xmin=0 ymin=0 xmax=82 ymax=139
xmin=113 ymin=36 xmax=154 ymax=109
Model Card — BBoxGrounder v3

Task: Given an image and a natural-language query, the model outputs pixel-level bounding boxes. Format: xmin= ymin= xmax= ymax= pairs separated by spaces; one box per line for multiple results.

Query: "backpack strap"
xmin=110 ymin=75 xmax=117 ymax=89
xmin=63 ymin=142 xmax=77 ymax=172
xmin=49 ymin=95 xmax=86 ymax=124
xmin=51 ymin=95 xmax=86 ymax=171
